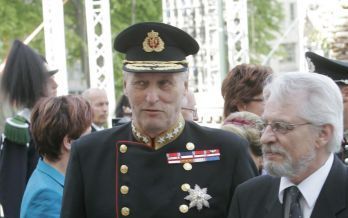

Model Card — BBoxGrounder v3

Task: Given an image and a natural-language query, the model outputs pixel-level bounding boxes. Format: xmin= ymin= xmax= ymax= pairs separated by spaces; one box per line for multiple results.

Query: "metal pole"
xmin=217 ymin=0 xmax=227 ymax=82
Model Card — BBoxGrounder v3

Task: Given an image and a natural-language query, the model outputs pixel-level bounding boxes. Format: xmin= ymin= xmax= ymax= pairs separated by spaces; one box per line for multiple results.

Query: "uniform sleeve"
xmin=232 ymin=139 xmax=257 ymax=188
xmin=22 ymin=189 xmax=61 ymax=218
xmin=60 ymin=145 xmax=86 ymax=218
xmin=227 ymin=185 xmax=242 ymax=218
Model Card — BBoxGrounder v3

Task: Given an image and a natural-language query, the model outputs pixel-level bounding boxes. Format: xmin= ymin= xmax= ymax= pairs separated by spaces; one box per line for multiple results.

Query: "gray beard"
xmin=263 ymin=144 xmax=316 ymax=179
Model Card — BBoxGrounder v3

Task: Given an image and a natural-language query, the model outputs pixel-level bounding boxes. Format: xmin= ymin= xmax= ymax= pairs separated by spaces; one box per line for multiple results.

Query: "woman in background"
xmin=221 ymin=64 xmax=273 ymax=118
xmin=20 ymin=95 xmax=92 ymax=218
xmin=221 ymin=111 xmax=264 ymax=175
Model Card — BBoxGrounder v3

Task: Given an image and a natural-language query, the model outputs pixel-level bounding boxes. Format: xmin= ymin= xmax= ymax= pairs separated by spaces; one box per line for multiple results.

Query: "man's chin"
xmin=264 ymin=160 xmax=294 ymax=177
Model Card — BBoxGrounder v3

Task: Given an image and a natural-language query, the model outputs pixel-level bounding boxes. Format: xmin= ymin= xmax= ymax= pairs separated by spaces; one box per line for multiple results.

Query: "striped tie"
xmin=283 ymin=186 xmax=302 ymax=218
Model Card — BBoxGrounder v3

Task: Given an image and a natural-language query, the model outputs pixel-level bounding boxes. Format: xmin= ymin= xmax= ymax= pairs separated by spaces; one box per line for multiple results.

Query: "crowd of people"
xmin=0 ymin=21 xmax=347 ymax=218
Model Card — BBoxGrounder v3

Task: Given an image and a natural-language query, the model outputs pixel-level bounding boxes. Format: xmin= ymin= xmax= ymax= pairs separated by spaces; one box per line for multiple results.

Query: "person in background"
xmin=20 ymin=95 xmax=92 ymax=218
xmin=61 ymin=22 xmax=255 ymax=218
xmin=228 ymin=72 xmax=348 ymax=218
xmin=0 ymin=39 xmax=58 ymax=218
xmin=222 ymin=111 xmax=264 ymax=174
xmin=82 ymin=88 xmax=109 ymax=132
xmin=181 ymin=90 xmax=198 ymax=121
xmin=221 ymin=64 xmax=273 ymax=118
xmin=306 ymin=51 xmax=348 ymax=164
xmin=113 ymin=94 xmax=132 ymax=126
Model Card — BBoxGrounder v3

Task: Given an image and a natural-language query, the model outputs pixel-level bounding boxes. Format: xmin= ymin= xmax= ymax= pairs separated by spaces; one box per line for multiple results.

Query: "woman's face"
xmin=238 ymin=94 xmax=265 ymax=116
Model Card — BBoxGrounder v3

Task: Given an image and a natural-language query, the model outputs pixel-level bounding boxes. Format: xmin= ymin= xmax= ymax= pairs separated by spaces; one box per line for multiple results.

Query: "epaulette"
xmin=4 ymin=115 xmax=30 ymax=145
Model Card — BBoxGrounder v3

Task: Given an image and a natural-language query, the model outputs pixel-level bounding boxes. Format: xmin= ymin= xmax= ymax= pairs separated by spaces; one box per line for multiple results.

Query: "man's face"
xmin=90 ymin=91 xmax=109 ymax=126
xmin=260 ymin=99 xmax=318 ymax=179
xmin=45 ymin=76 xmax=58 ymax=97
xmin=124 ymin=72 xmax=187 ymax=137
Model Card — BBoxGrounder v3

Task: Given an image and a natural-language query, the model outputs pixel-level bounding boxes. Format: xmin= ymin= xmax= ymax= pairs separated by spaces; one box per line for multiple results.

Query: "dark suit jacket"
xmin=61 ymin=121 xmax=256 ymax=218
xmin=228 ymin=156 xmax=348 ymax=218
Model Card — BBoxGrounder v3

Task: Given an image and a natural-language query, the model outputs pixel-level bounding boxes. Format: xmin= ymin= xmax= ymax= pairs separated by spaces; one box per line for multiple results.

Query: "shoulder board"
xmin=4 ymin=115 xmax=30 ymax=145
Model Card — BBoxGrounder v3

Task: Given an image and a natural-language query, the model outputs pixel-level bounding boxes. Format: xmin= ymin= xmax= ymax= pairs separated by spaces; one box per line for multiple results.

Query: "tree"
xmin=247 ymin=0 xmax=284 ymax=64
xmin=0 ymin=0 xmax=44 ymax=61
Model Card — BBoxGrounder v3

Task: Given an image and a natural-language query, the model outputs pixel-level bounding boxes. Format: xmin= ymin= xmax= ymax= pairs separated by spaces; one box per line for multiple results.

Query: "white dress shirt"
xmin=278 ymin=153 xmax=334 ymax=218
xmin=92 ymin=123 xmax=105 ymax=131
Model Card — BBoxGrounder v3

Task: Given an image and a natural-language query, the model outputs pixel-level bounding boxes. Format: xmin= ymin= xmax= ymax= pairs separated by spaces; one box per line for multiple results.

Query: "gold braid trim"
xmin=123 ymin=60 xmax=188 ymax=64
xmin=124 ymin=63 xmax=185 ymax=71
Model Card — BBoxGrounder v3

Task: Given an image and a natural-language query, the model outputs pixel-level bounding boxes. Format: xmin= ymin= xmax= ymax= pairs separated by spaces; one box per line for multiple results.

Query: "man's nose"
xmin=145 ymin=89 xmax=159 ymax=103
xmin=260 ymin=126 xmax=276 ymax=145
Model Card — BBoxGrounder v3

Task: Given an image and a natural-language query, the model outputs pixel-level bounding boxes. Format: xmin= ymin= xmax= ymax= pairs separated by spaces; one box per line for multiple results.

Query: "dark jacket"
xmin=228 ymin=156 xmax=348 ymax=218
xmin=0 ymin=123 xmax=38 ymax=218
xmin=61 ymin=121 xmax=256 ymax=218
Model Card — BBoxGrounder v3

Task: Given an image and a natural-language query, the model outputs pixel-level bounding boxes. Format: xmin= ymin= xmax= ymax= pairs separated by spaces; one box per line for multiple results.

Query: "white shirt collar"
xmin=278 ymin=153 xmax=334 ymax=209
xmin=92 ymin=123 xmax=104 ymax=131
xmin=17 ymin=108 xmax=31 ymax=123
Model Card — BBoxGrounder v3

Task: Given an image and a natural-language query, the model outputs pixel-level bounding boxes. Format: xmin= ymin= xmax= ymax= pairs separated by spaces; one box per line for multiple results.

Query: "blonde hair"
xmin=222 ymin=111 xmax=263 ymax=156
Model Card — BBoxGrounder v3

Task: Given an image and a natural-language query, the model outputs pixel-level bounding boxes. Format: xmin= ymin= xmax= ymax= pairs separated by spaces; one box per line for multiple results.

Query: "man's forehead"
xmin=262 ymin=99 xmax=297 ymax=120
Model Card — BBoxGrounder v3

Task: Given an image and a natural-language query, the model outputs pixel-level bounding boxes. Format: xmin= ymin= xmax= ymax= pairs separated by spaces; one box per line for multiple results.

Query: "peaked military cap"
xmin=114 ymin=22 xmax=199 ymax=73
xmin=305 ymin=51 xmax=348 ymax=85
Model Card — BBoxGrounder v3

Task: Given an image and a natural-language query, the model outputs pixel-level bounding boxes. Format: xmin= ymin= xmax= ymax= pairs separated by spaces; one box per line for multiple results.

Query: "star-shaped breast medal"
xmin=184 ymin=184 xmax=212 ymax=210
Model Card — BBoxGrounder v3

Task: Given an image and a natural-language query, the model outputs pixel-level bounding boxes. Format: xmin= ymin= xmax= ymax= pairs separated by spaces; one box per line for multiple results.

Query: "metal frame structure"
xmin=42 ymin=0 xmax=68 ymax=95
xmin=85 ymin=0 xmax=115 ymax=126
xmin=162 ymin=0 xmax=249 ymax=126
xmin=42 ymin=0 xmax=115 ymax=126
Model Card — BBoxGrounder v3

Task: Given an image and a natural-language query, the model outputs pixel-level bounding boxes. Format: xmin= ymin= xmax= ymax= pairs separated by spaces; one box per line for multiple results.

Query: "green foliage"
xmin=0 ymin=0 xmax=162 ymax=99
xmin=0 ymin=0 xmax=44 ymax=61
xmin=248 ymin=0 xmax=284 ymax=64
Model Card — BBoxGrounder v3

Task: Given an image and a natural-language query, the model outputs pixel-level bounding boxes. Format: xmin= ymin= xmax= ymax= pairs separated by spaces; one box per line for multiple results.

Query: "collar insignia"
xmin=132 ymin=115 xmax=185 ymax=149
xmin=142 ymin=30 xmax=165 ymax=52
xmin=184 ymin=184 xmax=212 ymax=211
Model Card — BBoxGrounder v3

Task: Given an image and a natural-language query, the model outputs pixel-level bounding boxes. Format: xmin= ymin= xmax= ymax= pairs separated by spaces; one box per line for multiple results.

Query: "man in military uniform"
xmin=61 ymin=22 xmax=255 ymax=218
xmin=306 ymin=51 xmax=348 ymax=164
xmin=0 ymin=40 xmax=58 ymax=218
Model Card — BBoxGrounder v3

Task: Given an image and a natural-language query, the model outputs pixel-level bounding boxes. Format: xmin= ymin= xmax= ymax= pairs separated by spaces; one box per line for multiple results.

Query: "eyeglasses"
xmin=245 ymin=98 xmax=264 ymax=103
xmin=261 ymin=120 xmax=312 ymax=134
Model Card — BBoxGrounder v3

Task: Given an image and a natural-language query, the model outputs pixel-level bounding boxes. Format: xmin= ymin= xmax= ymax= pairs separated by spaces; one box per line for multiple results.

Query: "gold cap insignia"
xmin=142 ymin=30 xmax=165 ymax=52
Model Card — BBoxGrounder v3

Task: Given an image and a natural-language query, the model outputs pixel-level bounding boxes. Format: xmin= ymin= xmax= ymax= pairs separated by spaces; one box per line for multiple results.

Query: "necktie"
xmin=283 ymin=186 xmax=302 ymax=218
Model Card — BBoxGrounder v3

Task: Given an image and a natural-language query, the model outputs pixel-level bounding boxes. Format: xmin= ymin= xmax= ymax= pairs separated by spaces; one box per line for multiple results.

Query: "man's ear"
xmin=123 ymin=80 xmax=128 ymax=96
xmin=316 ymin=124 xmax=333 ymax=148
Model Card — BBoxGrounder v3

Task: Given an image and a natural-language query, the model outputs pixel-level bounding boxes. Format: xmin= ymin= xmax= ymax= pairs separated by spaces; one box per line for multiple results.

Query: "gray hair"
xmin=81 ymin=87 xmax=107 ymax=102
xmin=263 ymin=72 xmax=343 ymax=152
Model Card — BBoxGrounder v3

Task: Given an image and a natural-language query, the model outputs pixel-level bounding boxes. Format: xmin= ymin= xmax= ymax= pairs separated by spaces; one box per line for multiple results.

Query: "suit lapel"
xmin=310 ymin=156 xmax=347 ymax=218
xmin=264 ymin=177 xmax=283 ymax=218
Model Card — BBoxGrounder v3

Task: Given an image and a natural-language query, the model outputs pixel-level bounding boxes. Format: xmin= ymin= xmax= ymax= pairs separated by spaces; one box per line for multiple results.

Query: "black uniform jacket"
xmin=61 ymin=121 xmax=256 ymax=218
xmin=228 ymin=156 xmax=348 ymax=218
xmin=0 ymin=138 xmax=38 ymax=218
